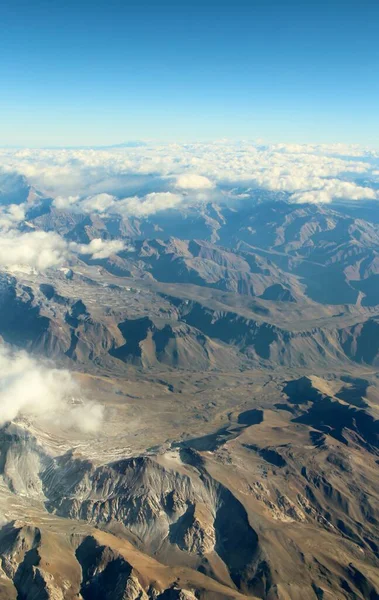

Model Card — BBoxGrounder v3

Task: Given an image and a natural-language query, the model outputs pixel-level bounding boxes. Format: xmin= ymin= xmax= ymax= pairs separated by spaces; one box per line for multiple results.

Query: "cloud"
xmin=71 ymin=238 xmax=126 ymax=259
xmin=0 ymin=231 xmax=125 ymax=271
xmin=0 ymin=141 xmax=378 ymax=212
xmin=270 ymin=142 xmax=377 ymax=158
xmin=53 ymin=190 xmax=183 ymax=217
xmin=0 ymin=203 xmax=26 ymax=230
xmin=0 ymin=230 xmax=69 ymax=271
xmin=290 ymin=180 xmax=378 ymax=204
xmin=114 ymin=191 xmax=183 ymax=216
xmin=174 ymin=174 xmax=214 ymax=190
xmin=79 ymin=193 xmax=116 ymax=213
xmin=0 ymin=345 xmax=103 ymax=432
xmin=53 ymin=194 xmax=81 ymax=210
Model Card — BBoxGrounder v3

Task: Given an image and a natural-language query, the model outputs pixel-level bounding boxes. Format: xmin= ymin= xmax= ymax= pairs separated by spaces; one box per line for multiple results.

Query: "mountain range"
xmin=0 ymin=179 xmax=378 ymax=600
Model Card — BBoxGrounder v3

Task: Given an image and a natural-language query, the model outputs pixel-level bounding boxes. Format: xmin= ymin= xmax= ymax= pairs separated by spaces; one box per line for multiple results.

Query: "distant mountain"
xmin=101 ymin=140 xmax=148 ymax=148
xmin=27 ymin=199 xmax=379 ymax=306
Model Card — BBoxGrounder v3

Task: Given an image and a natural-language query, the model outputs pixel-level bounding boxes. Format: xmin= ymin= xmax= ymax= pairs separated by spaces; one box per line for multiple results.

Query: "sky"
xmin=0 ymin=0 xmax=378 ymax=147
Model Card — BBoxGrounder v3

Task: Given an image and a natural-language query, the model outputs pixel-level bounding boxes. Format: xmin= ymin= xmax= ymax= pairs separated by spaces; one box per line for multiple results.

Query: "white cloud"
xmin=0 ymin=231 xmax=125 ymax=271
xmin=291 ymin=180 xmax=378 ymax=204
xmin=0 ymin=141 xmax=378 ymax=212
xmin=0 ymin=203 xmax=26 ymax=230
xmin=53 ymin=194 xmax=80 ymax=210
xmin=71 ymin=238 xmax=125 ymax=259
xmin=0 ymin=230 xmax=69 ymax=270
xmin=174 ymin=174 xmax=214 ymax=190
xmin=270 ymin=142 xmax=377 ymax=158
xmin=79 ymin=193 xmax=116 ymax=213
xmin=0 ymin=345 xmax=103 ymax=432
xmin=114 ymin=191 xmax=183 ymax=216
xmin=54 ymin=190 xmax=183 ymax=217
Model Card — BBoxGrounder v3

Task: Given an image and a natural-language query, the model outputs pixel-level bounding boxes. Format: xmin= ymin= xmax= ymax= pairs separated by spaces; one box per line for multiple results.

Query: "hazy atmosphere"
xmin=0 ymin=1 xmax=378 ymax=600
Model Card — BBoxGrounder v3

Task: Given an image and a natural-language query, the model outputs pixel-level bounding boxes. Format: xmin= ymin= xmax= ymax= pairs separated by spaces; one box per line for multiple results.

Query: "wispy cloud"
xmin=0 ymin=345 xmax=103 ymax=432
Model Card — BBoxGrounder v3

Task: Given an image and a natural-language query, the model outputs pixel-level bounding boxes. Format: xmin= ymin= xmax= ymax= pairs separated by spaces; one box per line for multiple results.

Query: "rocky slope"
xmin=26 ymin=199 xmax=379 ymax=307
xmin=1 ymin=268 xmax=379 ymax=373
xmin=1 ymin=192 xmax=379 ymax=599
xmin=0 ymin=369 xmax=378 ymax=599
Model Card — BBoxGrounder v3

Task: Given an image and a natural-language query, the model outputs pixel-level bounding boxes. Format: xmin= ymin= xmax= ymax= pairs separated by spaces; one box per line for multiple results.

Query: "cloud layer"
xmin=0 ymin=141 xmax=377 ymax=212
xmin=57 ymin=190 xmax=183 ymax=217
xmin=0 ymin=141 xmax=378 ymax=272
xmin=0 ymin=345 xmax=103 ymax=432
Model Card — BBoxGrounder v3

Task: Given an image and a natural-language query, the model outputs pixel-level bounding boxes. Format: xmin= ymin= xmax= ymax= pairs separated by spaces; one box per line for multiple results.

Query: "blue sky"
xmin=1 ymin=0 xmax=378 ymax=147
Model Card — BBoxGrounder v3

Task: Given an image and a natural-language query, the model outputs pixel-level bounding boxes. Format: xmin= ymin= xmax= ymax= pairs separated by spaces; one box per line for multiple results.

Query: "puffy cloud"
xmin=71 ymin=238 xmax=125 ymax=259
xmin=270 ymin=142 xmax=378 ymax=158
xmin=54 ymin=190 xmax=183 ymax=218
xmin=0 ymin=231 xmax=124 ymax=271
xmin=114 ymin=192 xmax=183 ymax=216
xmin=0 ymin=203 xmax=26 ymax=230
xmin=0 ymin=141 xmax=378 ymax=211
xmin=0 ymin=345 xmax=103 ymax=432
xmin=0 ymin=230 xmax=69 ymax=271
xmin=174 ymin=174 xmax=214 ymax=190
xmin=79 ymin=193 xmax=116 ymax=213
xmin=291 ymin=180 xmax=378 ymax=204
xmin=53 ymin=194 xmax=81 ymax=210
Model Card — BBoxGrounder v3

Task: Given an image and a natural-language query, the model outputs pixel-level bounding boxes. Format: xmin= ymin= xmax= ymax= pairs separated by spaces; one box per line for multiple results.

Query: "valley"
xmin=0 ymin=194 xmax=378 ymax=599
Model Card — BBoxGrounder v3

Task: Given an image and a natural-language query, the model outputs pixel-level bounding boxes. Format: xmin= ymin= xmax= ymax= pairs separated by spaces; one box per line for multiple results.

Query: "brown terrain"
xmin=0 ymin=197 xmax=378 ymax=599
